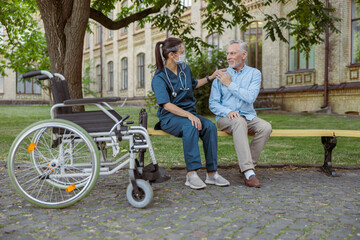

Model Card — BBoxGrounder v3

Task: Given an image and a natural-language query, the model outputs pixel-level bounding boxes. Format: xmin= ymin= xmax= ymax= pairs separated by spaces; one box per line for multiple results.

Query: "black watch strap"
xmin=206 ymin=75 xmax=212 ymax=83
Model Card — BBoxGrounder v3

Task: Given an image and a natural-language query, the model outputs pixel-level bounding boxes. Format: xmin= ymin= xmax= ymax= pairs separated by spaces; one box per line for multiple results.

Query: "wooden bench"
xmin=147 ymin=128 xmax=360 ymax=176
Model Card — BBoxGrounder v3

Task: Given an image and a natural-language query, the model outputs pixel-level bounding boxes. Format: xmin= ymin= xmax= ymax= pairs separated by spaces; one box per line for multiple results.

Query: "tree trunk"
xmin=36 ymin=0 xmax=90 ymax=106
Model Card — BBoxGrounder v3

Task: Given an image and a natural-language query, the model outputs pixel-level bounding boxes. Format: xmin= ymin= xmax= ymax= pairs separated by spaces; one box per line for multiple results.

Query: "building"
xmin=1 ymin=0 xmax=360 ymax=114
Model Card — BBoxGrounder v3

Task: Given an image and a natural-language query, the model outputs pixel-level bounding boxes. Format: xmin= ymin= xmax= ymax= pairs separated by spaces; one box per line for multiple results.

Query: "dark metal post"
xmin=321 ymin=136 xmax=337 ymax=176
xmin=322 ymin=0 xmax=330 ymax=108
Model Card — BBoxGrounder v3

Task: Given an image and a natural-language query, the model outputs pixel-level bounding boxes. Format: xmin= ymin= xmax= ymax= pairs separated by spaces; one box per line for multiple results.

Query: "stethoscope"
xmin=164 ymin=63 xmax=189 ymax=98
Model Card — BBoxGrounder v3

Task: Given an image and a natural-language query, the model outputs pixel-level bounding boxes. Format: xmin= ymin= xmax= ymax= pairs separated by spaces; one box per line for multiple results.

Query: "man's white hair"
xmin=229 ymin=40 xmax=248 ymax=54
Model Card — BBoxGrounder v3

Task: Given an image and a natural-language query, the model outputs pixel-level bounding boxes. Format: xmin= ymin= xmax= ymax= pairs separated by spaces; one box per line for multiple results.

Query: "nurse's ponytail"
xmin=155 ymin=37 xmax=183 ymax=72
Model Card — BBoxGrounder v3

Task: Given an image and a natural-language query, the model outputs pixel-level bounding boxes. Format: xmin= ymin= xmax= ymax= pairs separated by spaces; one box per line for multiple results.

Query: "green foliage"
xmin=90 ymin=0 xmax=341 ymax=55
xmin=145 ymin=63 xmax=158 ymax=111
xmin=145 ymin=90 xmax=157 ymax=112
xmin=187 ymin=48 xmax=228 ymax=115
xmin=0 ymin=0 xmax=50 ymax=76
xmin=82 ymin=62 xmax=99 ymax=98
xmin=264 ymin=0 xmax=341 ymax=53
xmin=0 ymin=0 xmax=341 ymax=90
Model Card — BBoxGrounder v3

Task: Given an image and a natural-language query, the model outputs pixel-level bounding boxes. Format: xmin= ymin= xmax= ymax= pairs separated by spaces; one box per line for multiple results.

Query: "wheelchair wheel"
xmin=126 ymin=179 xmax=153 ymax=208
xmin=8 ymin=119 xmax=100 ymax=208
xmin=30 ymin=127 xmax=90 ymax=189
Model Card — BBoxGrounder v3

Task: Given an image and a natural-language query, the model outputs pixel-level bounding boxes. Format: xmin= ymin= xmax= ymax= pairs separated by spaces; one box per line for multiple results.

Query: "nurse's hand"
xmin=188 ymin=114 xmax=202 ymax=130
xmin=210 ymin=69 xmax=226 ymax=81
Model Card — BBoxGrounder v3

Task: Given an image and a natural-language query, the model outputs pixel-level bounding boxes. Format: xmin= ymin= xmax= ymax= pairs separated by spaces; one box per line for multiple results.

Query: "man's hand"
xmin=209 ymin=68 xmax=226 ymax=81
xmin=216 ymin=70 xmax=232 ymax=87
xmin=227 ymin=111 xmax=240 ymax=121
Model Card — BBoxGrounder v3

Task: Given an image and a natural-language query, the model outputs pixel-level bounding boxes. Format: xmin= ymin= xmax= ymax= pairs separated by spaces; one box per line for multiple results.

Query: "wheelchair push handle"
xmin=120 ymin=114 xmax=134 ymax=125
xmin=38 ymin=73 xmax=66 ymax=81
xmin=121 ymin=114 xmax=130 ymax=123
xmin=21 ymin=70 xmax=54 ymax=80
xmin=37 ymin=75 xmax=49 ymax=80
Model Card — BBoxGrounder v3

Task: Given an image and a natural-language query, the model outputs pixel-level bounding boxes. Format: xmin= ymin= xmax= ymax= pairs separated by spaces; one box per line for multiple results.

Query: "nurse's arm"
xmin=195 ymin=69 xmax=220 ymax=88
xmin=195 ymin=77 xmax=208 ymax=88
xmin=163 ymin=103 xmax=202 ymax=130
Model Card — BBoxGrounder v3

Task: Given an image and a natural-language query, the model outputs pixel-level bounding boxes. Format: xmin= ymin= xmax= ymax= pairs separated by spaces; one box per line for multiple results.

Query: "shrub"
xmin=187 ymin=48 xmax=228 ymax=115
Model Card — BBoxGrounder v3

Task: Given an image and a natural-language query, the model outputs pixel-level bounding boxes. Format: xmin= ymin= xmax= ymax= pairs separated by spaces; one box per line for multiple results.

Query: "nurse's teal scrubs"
xmin=151 ymin=64 xmax=218 ymax=172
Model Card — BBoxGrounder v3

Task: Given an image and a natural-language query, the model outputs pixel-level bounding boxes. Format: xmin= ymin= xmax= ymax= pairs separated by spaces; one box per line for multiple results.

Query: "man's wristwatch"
xmin=206 ymin=75 xmax=212 ymax=83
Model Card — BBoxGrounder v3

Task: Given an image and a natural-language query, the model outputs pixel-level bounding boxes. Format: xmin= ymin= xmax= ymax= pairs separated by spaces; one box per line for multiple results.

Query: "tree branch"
xmin=89 ymin=4 xmax=164 ymax=30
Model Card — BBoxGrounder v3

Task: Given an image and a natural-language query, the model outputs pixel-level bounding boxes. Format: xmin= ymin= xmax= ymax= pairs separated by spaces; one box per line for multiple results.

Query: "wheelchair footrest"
xmin=141 ymin=163 xmax=171 ymax=183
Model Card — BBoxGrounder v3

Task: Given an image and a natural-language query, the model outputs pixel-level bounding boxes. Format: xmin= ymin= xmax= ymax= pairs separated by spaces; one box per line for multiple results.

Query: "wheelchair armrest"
xmin=63 ymin=97 xmax=121 ymax=105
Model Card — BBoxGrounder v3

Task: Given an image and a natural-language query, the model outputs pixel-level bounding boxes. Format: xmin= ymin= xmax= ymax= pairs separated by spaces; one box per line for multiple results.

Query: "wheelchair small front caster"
xmin=126 ymin=179 xmax=153 ymax=208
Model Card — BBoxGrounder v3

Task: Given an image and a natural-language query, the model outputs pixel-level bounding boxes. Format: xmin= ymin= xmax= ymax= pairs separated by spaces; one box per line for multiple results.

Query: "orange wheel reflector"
xmin=48 ymin=164 xmax=55 ymax=172
xmin=65 ymin=184 xmax=76 ymax=193
xmin=27 ymin=142 xmax=36 ymax=153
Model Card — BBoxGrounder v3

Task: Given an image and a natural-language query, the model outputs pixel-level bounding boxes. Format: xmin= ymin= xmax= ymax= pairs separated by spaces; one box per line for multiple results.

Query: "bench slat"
xmin=271 ymin=129 xmax=334 ymax=137
xmin=333 ymin=130 xmax=360 ymax=137
xmin=147 ymin=128 xmax=360 ymax=137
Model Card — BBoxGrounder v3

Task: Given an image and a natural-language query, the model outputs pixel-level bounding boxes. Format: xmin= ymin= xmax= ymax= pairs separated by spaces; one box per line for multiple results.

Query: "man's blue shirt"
xmin=209 ymin=65 xmax=261 ymax=122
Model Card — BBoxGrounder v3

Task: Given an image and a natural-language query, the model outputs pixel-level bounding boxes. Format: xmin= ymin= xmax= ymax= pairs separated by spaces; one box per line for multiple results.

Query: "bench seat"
xmin=147 ymin=128 xmax=360 ymax=176
xmin=148 ymin=128 xmax=360 ymax=137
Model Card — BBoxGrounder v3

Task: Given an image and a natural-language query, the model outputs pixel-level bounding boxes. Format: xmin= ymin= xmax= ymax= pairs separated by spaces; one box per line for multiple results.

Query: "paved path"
xmin=1 ymin=162 xmax=359 ymax=240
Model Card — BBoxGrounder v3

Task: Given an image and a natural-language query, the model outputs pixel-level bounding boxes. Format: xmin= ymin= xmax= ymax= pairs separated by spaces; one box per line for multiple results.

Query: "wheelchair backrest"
xmin=50 ymin=78 xmax=72 ymax=115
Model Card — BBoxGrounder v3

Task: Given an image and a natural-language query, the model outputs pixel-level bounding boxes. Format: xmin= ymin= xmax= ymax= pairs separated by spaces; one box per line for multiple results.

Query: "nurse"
xmin=151 ymin=37 xmax=230 ymax=189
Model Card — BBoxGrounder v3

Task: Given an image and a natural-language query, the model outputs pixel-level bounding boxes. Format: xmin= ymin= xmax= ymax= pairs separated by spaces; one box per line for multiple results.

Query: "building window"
xmin=0 ymin=74 xmax=4 ymax=93
xmin=121 ymin=26 xmax=128 ymax=34
xmin=16 ymin=73 xmax=41 ymax=94
xmin=288 ymin=26 xmax=315 ymax=71
xmin=243 ymin=21 xmax=263 ymax=72
xmin=108 ymin=11 xmax=114 ymax=40
xmin=86 ymin=31 xmax=90 ymax=49
xmin=121 ymin=1 xmax=128 ymax=34
xmin=96 ymin=24 xmax=102 ymax=44
xmin=96 ymin=64 xmax=101 ymax=92
xmin=108 ymin=61 xmax=114 ymax=91
xmin=137 ymin=53 xmax=145 ymax=88
xmin=121 ymin=57 xmax=128 ymax=89
xmin=206 ymin=33 xmax=222 ymax=56
xmin=352 ymin=0 xmax=360 ymax=64
xmin=180 ymin=0 xmax=192 ymax=8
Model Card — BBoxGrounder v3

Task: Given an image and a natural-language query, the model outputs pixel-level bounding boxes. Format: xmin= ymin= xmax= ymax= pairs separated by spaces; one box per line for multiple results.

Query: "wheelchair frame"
xmin=7 ymin=70 xmax=168 ymax=209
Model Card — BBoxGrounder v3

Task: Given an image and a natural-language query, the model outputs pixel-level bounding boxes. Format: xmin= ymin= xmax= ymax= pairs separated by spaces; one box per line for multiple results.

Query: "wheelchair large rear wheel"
xmin=8 ymin=119 xmax=100 ymax=208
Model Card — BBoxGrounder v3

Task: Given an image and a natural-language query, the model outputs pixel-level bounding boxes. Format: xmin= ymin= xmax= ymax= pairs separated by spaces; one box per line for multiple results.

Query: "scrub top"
xmin=151 ymin=64 xmax=198 ymax=126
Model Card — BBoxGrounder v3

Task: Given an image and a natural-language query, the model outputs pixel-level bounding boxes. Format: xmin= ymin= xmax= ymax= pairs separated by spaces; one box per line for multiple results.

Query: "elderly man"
xmin=209 ymin=40 xmax=272 ymax=188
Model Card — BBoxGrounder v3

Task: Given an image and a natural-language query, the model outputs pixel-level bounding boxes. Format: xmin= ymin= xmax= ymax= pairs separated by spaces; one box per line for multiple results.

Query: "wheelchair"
xmin=7 ymin=70 xmax=170 ymax=209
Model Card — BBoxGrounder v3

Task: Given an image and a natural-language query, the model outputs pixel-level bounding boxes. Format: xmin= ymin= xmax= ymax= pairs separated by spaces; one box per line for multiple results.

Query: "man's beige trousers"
xmin=217 ymin=116 xmax=272 ymax=172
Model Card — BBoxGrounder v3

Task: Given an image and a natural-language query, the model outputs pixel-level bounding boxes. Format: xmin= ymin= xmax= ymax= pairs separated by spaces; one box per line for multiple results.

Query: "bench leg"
xmin=321 ymin=136 xmax=337 ymax=176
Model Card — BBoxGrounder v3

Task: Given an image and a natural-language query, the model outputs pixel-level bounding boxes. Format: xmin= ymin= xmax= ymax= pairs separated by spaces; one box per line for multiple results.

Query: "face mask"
xmin=174 ymin=54 xmax=186 ymax=65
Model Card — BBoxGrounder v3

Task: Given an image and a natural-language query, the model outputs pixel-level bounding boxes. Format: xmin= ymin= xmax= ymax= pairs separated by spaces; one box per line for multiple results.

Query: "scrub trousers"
xmin=160 ymin=114 xmax=218 ymax=172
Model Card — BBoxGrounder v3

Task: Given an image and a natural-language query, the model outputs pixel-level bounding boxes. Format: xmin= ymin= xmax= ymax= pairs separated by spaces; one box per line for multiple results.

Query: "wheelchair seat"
xmin=56 ymin=110 xmax=122 ymax=133
xmin=50 ymin=74 xmax=122 ymax=133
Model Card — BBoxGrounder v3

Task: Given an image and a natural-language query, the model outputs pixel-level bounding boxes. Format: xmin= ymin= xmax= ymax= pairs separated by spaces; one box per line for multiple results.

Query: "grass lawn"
xmin=1 ymin=105 xmax=359 ymax=167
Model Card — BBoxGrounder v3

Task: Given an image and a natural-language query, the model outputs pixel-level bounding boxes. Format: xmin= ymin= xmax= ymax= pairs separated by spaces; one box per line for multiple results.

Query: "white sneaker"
xmin=185 ymin=171 xmax=206 ymax=189
xmin=205 ymin=171 xmax=230 ymax=186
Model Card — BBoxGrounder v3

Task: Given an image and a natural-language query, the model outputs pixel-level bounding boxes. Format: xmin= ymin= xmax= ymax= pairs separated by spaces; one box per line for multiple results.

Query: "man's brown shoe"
xmin=243 ymin=175 xmax=261 ymax=188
